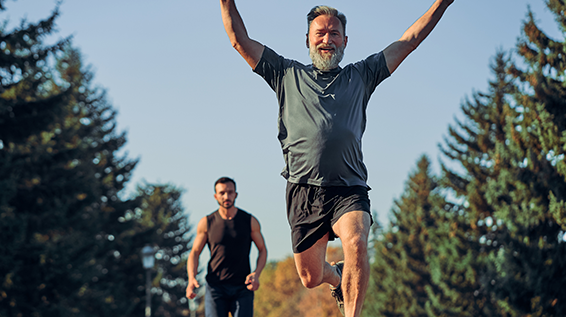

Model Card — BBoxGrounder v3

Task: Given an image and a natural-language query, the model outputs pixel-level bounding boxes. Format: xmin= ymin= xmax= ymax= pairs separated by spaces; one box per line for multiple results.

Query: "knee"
xmin=342 ymin=233 xmax=369 ymax=255
xmin=297 ymin=268 xmax=322 ymax=289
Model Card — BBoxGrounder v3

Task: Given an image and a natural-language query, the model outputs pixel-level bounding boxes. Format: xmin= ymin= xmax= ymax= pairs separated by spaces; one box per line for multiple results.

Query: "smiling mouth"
xmin=318 ymin=45 xmax=336 ymax=55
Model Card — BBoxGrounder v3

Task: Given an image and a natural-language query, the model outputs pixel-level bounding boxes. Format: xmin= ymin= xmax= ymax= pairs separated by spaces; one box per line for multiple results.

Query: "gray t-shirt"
xmin=254 ymin=46 xmax=390 ymax=187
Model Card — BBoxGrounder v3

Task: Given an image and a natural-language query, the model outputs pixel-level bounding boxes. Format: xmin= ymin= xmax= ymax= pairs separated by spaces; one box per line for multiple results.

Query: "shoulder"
xmin=250 ymin=215 xmax=261 ymax=231
xmin=196 ymin=216 xmax=208 ymax=233
xmin=235 ymin=209 xmax=260 ymax=228
xmin=236 ymin=208 xmax=252 ymax=219
xmin=345 ymin=51 xmax=391 ymax=87
xmin=255 ymin=46 xmax=307 ymax=72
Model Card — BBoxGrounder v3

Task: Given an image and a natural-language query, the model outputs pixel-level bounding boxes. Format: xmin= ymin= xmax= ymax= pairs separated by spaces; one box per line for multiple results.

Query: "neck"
xmin=218 ymin=206 xmax=238 ymax=220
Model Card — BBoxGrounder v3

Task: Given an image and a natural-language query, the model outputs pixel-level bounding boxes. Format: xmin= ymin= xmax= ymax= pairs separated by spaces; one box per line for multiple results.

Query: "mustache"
xmin=317 ymin=43 xmax=336 ymax=50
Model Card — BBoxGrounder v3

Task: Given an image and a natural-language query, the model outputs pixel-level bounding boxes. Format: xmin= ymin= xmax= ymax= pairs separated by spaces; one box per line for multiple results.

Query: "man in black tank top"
xmin=186 ymin=177 xmax=267 ymax=317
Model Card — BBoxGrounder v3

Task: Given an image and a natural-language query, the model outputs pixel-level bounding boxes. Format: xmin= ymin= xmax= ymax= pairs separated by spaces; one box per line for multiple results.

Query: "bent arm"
xmin=383 ymin=0 xmax=454 ymax=74
xmin=251 ymin=217 xmax=267 ymax=276
xmin=186 ymin=217 xmax=208 ymax=299
xmin=246 ymin=216 xmax=267 ymax=291
xmin=220 ymin=0 xmax=264 ymax=69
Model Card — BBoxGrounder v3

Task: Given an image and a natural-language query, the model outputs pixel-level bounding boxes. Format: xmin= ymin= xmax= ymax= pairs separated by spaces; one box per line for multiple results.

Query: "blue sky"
xmin=3 ymin=0 xmax=560 ymax=262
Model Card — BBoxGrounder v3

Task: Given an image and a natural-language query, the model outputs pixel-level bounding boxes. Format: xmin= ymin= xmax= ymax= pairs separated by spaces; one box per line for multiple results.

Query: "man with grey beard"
xmin=219 ymin=1 xmax=454 ymax=316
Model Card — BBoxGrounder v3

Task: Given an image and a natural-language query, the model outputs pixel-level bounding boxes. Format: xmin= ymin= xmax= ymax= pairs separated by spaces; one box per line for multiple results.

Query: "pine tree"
xmin=439 ymin=51 xmax=518 ymax=316
xmin=367 ymin=156 xmax=439 ymax=316
xmin=81 ymin=183 xmax=192 ymax=317
xmin=0 ymin=43 xmax=138 ymax=317
xmin=440 ymin=51 xmax=514 ymax=231
xmin=365 ymin=156 xmax=494 ymax=316
xmin=0 ymin=3 xmax=68 ymax=143
xmin=0 ymin=4 xmax=111 ymax=315
xmin=0 ymin=3 xmax=193 ymax=316
xmin=482 ymin=2 xmax=566 ymax=315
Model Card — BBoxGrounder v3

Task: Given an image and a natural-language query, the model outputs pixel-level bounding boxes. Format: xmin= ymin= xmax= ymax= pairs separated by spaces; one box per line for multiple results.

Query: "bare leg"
xmin=332 ymin=211 xmax=371 ymax=317
xmin=293 ymin=233 xmax=341 ymax=289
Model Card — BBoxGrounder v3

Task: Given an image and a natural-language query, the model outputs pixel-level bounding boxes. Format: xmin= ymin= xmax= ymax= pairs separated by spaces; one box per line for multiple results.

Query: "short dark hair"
xmin=307 ymin=5 xmax=347 ymax=35
xmin=214 ymin=177 xmax=236 ymax=192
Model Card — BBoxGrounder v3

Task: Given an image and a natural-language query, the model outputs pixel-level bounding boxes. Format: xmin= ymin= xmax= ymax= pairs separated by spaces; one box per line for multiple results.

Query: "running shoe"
xmin=330 ymin=261 xmax=344 ymax=316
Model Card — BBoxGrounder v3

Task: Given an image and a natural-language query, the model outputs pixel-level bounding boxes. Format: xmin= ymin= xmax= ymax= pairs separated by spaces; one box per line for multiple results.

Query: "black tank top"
xmin=205 ymin=208 xmax=252 ymax=285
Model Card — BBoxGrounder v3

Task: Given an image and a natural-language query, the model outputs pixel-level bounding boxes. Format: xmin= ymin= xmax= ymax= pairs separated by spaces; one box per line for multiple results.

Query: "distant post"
xmin=141 ymin=245 xmax=156 ymax=317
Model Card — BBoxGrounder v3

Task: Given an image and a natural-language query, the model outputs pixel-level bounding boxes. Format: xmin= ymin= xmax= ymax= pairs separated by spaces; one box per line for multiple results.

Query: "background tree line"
xmin=2 ymin=0 xmax=566 ymax=316
xmin=0 ymin=1 xmax=193 ymax=316
xmin=359 ymin=0 xmax=566 ymax=315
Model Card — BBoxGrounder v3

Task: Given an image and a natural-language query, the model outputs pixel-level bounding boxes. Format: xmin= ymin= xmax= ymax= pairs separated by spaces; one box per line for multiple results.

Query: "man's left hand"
xmin=245 ymin=272 xmax=260 ymax=291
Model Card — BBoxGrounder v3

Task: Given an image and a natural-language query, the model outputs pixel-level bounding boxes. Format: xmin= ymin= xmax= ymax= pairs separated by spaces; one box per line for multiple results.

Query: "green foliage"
xmin=0 ymin=6 xmax=104 ymax=316
xmin=480 ymin=2 xmax=566 ymax=315
xmin=0 ymin=4 xmax=193 ymax=317
xmin=438 ymin=51 xmax=518 ymax=316
xmin=437 ymin=1 xmax=566 ymax=315
xmin=366 ymin=51 xmax=522 ymax=316
xmin=365 ymin=156 xmax=493 ymax=317
xmin=80 ymin=183 xmax=193 ymax=317
xmin=0 ymin=3 xmax=68 ymax=143
xmin=370 ymin=156 xmax=440 ymax=316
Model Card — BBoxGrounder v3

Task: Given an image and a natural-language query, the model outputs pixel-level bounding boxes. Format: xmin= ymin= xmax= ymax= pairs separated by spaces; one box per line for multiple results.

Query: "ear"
xmin=344 ymin=35 xmax=348 ymax=48
xmin=306 ymin=33 xmax=310 ymax=48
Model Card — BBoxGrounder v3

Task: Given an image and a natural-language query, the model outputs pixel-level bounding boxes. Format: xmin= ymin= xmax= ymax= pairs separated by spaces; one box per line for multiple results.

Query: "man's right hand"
xmin=186 ymin=279 xmax=200 ymax=299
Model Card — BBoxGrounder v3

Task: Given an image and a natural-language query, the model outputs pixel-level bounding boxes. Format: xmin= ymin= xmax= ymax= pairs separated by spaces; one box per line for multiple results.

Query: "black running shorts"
xmin=286 ymin=182 xmax=373 ymax=253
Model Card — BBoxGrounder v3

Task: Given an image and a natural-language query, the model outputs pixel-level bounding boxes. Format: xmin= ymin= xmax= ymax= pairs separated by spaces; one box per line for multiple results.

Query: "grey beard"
xmin=309 ymin=44 xmax=345 ymax=71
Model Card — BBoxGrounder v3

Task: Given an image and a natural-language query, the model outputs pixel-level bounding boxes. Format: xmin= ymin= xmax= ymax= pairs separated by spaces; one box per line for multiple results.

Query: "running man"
xmin=219 ymin=1 xmax=454 ymax=316
xmin=186 ymin=177 xmax=267 ymax=317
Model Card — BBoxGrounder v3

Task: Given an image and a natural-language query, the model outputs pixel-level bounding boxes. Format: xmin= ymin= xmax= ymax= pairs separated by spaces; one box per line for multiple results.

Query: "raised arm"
xmin=383 ymin=0 xmax=454 ymax=74
xmin=220 ymin=0 xmax=264 ymax=69
xmin=245 ymin=216 xmax=267 ymax=291
xmin=186 ymin=217 xmax=208 ymax=299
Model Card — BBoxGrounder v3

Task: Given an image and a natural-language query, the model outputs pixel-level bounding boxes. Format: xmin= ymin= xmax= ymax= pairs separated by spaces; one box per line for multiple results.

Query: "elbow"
xmin=189 ymin=248 xmax=201 ymax=260
xmin=397 ymin=36 xmax=421 ymax=53
xmin=230 ymin=38 xmax=239 ymax=50
xmin=258 ymin=248 xmax=267 ymax=261
xmin=402 ymin=38 xmax=419 ymax=54
xmin=231 ymin=39 xmax=247 ymax=55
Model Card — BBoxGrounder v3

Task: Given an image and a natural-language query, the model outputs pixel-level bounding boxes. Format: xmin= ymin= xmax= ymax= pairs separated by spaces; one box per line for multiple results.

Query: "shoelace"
xmin=330 ymin=285 xmax=343 ymax=301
